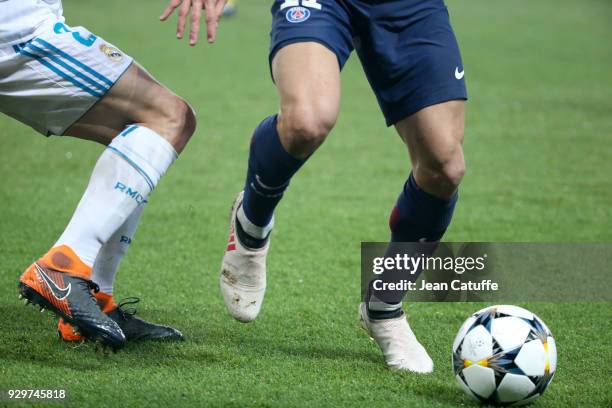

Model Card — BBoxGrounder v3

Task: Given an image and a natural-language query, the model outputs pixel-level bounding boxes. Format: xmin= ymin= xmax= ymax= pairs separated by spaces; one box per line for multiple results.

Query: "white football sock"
xmin=55 ymin=125 xmax=177 ymax=266
xmin=236 ymin=205 xmax=274 ymax=239
xmin=368 ymin=293 xmax=402 ymax=313
xmin=92 ymin=204 xmax=144 ymax=295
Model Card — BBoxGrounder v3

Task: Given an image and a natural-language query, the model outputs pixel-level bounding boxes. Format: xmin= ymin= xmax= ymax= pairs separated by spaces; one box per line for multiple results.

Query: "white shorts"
xmin=0 ymin=20 xmax=133 ymax=136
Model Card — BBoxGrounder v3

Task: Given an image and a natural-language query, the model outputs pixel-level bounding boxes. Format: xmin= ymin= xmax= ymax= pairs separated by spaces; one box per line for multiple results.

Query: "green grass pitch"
xmin=1 ymin=0 xmax=611 ymax=406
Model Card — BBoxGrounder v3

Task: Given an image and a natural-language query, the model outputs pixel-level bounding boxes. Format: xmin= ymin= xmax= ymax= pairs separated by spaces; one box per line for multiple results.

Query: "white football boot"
xmin=359 ymin=302 xmax=434 ymax=373
xmin=220 ymin=192 xmax=268 ymax=323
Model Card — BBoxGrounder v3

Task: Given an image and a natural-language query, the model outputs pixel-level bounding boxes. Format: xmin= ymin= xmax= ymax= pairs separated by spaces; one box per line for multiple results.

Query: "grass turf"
xmin=1 ymin=0 xmax=611 ymax=406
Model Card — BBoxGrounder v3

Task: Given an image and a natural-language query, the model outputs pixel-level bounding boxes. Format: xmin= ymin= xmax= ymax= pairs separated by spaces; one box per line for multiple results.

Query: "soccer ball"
xmin=452 ymin=305 xmax=557 ymax=406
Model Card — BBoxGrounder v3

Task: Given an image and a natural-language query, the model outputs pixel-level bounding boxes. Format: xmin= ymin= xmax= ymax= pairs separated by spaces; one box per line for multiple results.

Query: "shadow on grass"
xmin=4 ymin=304 xmax=397 ymax=374
xmin=191 ymin=320 xmax=384 ymax=366
xmin=408 ymin=379 xmax=472 ymax=407
xmin=0 ymin=305 xmax=219 ymax=371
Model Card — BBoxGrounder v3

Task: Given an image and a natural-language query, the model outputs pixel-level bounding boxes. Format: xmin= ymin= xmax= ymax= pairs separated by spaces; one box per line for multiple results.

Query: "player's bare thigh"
xmin=271 ymin=42 xmax=341 ymax=159
xmin=395 ymin=100 xmax=466 ymax=199
xmin=64 ymin=63 xmax=196 ymax=153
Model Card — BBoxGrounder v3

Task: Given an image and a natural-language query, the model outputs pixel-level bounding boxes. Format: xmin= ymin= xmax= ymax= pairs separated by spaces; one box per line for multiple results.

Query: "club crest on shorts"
xmin=99 ymin=44 xmax=123 ymax=62
xmin=286 ymin=6 xmax=310 ymax=23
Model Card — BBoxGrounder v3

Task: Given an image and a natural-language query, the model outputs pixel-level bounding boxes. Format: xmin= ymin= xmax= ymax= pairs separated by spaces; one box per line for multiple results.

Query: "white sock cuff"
xmin=107 ymin=125 xmax=177 ymax=190
xmin=368 ymin=294 xmax=402 ymax=312
xmin=237 ymin=205 xmax=274 ymax=239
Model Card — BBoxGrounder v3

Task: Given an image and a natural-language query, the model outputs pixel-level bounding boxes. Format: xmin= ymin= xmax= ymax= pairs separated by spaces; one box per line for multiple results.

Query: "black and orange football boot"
xmin=58 ymin=293 xmax=183 ymax=343
xmin=18 ymin=245 xmax=126 ymax=350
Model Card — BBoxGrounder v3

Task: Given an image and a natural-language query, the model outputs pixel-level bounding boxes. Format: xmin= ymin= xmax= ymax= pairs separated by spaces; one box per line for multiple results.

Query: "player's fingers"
xmin=160 ymin=0 xmax=182 ymax=21
xmin=176 ymin=0 xmax=192 ymax=39
xmin=217 ymin=0 xmax=228 ymax=14
xmin=204 ymin=0 xmax=220 ymax=43
xmin=189 ymin=0 xmax=202 ymax=45
xmin=215 ymin=0 xmax=226 ymax=20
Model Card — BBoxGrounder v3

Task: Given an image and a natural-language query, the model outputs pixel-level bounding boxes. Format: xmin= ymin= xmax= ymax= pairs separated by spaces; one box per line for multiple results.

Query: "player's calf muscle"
xmin=145 ymin=96 xmax=197 ymax=154
xmin=113 ymin=68 xmax=197 ymax=153
xmin=66 ymin=65 xmax=197 ymax=153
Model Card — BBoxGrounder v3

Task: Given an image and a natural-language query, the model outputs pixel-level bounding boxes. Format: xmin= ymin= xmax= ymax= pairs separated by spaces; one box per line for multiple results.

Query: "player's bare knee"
xmin=441 ymin=155 xmax=466 ymax=189
xmin=166 ymin=97 xmax=196 ymax=153
xmin=146 ymin=96 xmax=196 ymax=154
xmin=278 ymin=106 xmax=335 ymax=158
xmin=177 ymin=99 xmax=197 ymax=148
xmin=420 ymin=153 xmax=465 ymax=194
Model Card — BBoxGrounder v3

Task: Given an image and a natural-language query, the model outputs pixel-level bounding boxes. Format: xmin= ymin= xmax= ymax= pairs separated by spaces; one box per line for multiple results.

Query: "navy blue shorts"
xmin=270 ymin=0 xmax=468 ymax=126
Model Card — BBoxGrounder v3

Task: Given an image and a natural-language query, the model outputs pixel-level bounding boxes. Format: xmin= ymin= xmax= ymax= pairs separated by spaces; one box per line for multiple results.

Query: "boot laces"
xmin=116 ymin=297 xmax=141 ymax=318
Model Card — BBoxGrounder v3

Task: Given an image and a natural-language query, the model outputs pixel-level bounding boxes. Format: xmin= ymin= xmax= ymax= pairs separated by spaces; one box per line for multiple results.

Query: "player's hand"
xmin=160 ymin=0 xmax=227 ymax=46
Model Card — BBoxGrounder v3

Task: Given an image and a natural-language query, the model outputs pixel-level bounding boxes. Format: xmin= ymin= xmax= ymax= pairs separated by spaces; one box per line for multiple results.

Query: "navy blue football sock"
xmin=389 ymin=172 xmax=458 ymax=243
xmin=367 ymin=173 xmax=458 ymax=318
xmin=241 ymin=115 xmax=307 ymax=231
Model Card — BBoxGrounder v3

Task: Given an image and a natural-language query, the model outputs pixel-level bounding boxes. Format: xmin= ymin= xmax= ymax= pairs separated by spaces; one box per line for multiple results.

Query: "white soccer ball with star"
xmin=452 ymin=305 xmax=557 ymax=406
